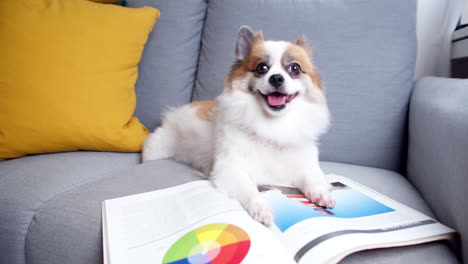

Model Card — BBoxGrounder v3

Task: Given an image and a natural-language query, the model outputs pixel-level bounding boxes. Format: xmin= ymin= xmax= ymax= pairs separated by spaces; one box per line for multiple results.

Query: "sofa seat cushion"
xmin=25 ymin=159 xmax=202 ymax=264
xmin=17 ymin=160 xmax=458 ymax=264
xmin=0 ymin=151 xmax=140 ymax=264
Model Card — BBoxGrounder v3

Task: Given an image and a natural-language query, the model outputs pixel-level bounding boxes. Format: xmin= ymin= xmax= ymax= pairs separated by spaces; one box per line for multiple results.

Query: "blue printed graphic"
xmin=259 ymin=183 xmax=395 ymax=232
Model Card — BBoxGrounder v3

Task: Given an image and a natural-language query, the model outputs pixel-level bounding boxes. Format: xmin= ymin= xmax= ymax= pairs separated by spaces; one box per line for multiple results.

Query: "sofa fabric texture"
xmin=0 ymin=152 xmax=140 ymax=264
xmin=25 ymin=159 xmax=202 ymax=264
xmin=126 ymin=0 xmax=208 ymax=131
xmin=408 ymin=77 xmax=468 ymax=262
xmin=193 ymin=0 xmax=417 ymax=172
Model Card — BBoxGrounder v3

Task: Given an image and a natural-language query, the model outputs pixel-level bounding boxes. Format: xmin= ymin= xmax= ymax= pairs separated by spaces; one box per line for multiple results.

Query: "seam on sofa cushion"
xmin=24 ymin=163 xmax=138 ymax=264
xmin=189 ymin=0 xmax=209 ymax=103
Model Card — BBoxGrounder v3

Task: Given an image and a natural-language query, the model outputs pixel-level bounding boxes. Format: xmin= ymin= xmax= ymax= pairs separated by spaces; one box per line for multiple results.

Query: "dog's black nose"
xmin=269 ymin=74 xmax=284 ymax=88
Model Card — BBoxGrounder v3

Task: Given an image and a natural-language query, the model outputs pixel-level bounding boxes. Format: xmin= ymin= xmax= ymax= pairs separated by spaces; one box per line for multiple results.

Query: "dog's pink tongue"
xmin=267 ymin=94 xmax=287 ymax=106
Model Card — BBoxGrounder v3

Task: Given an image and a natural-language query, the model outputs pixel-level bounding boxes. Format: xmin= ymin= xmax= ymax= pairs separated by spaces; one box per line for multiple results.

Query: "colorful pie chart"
xmin=162 ymin=223 xmax=251 ymax=264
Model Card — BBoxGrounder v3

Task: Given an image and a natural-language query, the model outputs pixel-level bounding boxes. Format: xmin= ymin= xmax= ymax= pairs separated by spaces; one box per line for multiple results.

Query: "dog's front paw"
xmin=246 ymin=197 xmax=274 ymax=226
xmin=304 ymin=185 xmax=336 ymax=208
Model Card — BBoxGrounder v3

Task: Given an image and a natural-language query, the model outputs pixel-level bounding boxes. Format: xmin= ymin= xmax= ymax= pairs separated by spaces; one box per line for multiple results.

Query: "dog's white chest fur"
xmin=210 ymin=91 xmax=327 ymax=186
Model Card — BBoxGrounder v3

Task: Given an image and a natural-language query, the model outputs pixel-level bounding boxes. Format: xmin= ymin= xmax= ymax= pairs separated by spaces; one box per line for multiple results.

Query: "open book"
xmin=102 ymin=175 xmax=456 ymax=264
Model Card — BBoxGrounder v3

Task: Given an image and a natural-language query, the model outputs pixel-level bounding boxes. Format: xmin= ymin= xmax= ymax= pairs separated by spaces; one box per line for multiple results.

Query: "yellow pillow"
xmin=88 ymin=0 xmax=122 ymax=3
xmin=0 ymin=0 xmax=160 ymax=161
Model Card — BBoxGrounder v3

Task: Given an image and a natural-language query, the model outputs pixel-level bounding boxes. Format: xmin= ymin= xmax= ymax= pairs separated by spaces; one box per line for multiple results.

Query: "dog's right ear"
xmin=235 ymin=26 xmax=263 ymax=61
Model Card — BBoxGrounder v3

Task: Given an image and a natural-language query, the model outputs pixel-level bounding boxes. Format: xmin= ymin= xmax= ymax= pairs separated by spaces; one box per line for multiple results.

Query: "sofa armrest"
xmin=407 ymin=76 xmax=468 ymax=261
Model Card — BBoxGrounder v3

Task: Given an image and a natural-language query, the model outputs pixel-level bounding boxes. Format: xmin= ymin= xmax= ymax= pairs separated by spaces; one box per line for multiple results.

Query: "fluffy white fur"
xmin=142 ymin=26 xmax=335 ymax=225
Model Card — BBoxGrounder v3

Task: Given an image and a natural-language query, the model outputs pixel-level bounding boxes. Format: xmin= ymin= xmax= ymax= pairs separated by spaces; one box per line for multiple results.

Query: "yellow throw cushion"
xmin=0 ymin=0 xmax=160 ymax=160
xmin=88 ymin=0 xmax=122 ymax=3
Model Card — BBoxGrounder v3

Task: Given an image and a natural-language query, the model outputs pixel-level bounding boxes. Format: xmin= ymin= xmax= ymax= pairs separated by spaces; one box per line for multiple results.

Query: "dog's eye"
xmin=256 ymin=63 xmax=269 ymax=75
xmin=288 ymin=63 xmax=302 ymax=76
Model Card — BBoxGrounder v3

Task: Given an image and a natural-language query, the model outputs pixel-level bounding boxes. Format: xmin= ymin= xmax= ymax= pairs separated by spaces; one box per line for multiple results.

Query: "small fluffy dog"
xmin=142 ymin=26 xmax=335 ymax=225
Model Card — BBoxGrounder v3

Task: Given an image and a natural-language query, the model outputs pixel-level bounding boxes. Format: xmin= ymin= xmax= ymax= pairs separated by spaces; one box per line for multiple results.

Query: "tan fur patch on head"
xmin=283 ymin=43 xmax=322 ymax=90
xmin=283 ymin=43 xmax=326 ymax=106
xmin=190 ymin=100 xmax=217 ymax=121
xmin=225 ymin=32 xmax=265 ymax=91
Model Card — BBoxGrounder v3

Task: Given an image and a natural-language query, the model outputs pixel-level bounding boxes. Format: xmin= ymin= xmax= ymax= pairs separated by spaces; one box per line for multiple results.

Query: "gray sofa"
xmin=1 ymin=0 xmax=467 ymax=263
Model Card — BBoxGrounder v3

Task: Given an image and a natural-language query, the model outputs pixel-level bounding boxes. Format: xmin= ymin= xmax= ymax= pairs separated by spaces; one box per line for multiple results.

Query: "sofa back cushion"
xmin=126 ymin=0 xmax=207 ymax=131
xmin=193 ymin=0 xmax=417 ymax=171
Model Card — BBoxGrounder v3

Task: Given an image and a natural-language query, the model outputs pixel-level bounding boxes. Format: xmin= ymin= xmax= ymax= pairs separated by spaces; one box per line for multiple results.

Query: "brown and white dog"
xmin=142 ymin=26 xmax=335 ymax=225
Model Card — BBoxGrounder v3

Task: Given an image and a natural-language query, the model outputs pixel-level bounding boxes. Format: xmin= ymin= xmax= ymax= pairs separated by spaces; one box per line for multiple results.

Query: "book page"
xmin=103 ymin=180 xmax=295 ymax=264
xmin=259 ymin=175 xmax=456 ymax=264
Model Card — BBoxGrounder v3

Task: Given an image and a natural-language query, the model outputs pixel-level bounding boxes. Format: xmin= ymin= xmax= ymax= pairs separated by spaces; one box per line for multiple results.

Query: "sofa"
xmin=1 ymin=0 xmax=467 ymax=263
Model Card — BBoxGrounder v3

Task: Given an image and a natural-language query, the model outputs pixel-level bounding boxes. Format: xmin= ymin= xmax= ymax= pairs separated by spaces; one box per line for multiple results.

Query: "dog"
xmin=142 ymin=26 xmax=335 ymax=225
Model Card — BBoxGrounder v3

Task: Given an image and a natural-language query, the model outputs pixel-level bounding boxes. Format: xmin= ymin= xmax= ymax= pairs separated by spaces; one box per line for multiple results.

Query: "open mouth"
xmin=261 ymin=92 xmax=298 ymax=111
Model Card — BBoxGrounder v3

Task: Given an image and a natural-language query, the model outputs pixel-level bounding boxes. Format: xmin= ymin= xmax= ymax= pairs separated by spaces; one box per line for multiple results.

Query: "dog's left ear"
xmin=296 ymin=35 xmax=312 ymax=56
xmin=235 ymin=26 xmax=264 ymax=61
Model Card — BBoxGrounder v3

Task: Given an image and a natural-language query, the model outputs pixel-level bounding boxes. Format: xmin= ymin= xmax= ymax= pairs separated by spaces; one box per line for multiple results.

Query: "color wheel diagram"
xmin=162 ymin=223 xmax=251 ymax=264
